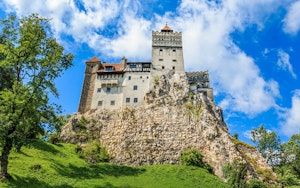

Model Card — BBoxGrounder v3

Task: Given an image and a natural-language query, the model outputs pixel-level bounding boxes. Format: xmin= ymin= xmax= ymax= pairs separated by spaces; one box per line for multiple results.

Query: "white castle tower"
xmin=151 ymin=24 xmax=184 ymax=76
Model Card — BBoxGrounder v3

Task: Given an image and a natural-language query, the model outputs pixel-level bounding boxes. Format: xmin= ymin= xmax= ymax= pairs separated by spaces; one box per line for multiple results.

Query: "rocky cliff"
xmin=60 ymin=73 xmax=275 ymax=180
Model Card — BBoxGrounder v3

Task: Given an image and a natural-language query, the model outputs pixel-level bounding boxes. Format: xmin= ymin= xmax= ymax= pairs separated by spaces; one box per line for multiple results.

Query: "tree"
xmin=272 ymin=134 xmax=300 ymax=186
xmin=0 ymin=14 xmax=73 ymax=179
xmin=251 ymin=125 xmax=281 ymax=167
xmin=233 ymin=132 xmax=239 ymax=139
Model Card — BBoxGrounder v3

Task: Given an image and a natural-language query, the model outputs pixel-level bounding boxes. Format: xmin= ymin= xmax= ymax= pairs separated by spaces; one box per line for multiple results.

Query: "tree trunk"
xmin=0 ymin=139 xmax=12 ymax=179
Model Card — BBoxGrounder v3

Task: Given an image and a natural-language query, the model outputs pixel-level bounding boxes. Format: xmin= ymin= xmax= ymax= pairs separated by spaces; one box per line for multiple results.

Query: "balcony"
xmin=100 ymin=79 xmax=118 ymax=87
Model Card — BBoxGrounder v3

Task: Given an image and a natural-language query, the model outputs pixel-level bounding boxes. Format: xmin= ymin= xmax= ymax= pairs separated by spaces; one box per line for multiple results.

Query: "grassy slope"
xmin=1 ymin=141 xmax=229 ymax=188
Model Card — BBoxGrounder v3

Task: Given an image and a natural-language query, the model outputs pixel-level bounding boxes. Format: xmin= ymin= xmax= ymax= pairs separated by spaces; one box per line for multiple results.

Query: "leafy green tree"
xmin=276 ymin=134 xmax=300 ymax=186
xmin=251 ymin=125 xmax=281 ymax=167
xmin=283 ymin=134 xmax=300 ymax=176
xmin=0 ymin=14 xmax=73 ymax=178
xmin=233 ymin=132 xmax=239 ymax=139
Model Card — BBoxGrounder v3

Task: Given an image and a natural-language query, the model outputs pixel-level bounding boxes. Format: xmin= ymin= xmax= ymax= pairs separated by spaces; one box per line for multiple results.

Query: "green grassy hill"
xmin=1 ymin=141 xmax=229 ymax=188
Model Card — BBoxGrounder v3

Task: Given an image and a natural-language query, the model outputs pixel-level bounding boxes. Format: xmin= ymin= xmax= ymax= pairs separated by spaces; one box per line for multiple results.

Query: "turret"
xmin=78 ymin=56 xmax=100 ymax=113
xmin=151 ymin=24 xmax=184 ymax=77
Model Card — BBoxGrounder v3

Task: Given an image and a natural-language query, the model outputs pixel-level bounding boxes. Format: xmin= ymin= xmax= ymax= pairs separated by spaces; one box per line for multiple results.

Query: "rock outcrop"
xmin=60 ymin=73 xmax=275 ymax=180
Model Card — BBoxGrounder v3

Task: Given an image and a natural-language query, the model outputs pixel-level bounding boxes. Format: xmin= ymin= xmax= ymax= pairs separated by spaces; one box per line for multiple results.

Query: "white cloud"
xmin=277 ymin=50 xmax=297 ymax=79
xmin=283 ymin=0 xmax=300 ymax=35
xmin=160 ymin=0 xmax=281 ymax=115
xmin=281 ymin=90 xmax=300 ymax=136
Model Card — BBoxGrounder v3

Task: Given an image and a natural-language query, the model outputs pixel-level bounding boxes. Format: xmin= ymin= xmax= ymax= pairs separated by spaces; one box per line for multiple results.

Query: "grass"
xmin=0 ymin=140 xmax=230 ymax=188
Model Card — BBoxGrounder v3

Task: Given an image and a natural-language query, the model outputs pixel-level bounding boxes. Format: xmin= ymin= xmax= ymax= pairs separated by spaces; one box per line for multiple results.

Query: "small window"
xmin=111 ymin=100 xmax=115 ymax=105
xmin=126 ymin=98 xmax=130 ymax=103
xmin=105 ymin=66 xmax=113 ymax=71
xmin=130 ymin=64 xmax=136 ymax=68
xmin=140 ymin=76 xmax=142 ymax=79
xmin=147 ymin=76 xmax=149 ymax=79
xmin=128 ymin=76 xmax=131 ymax=80
xmin=173 ymin=49 xmax=176 ymax=52
xmin=172 ymin=66 xmax=175 ymax=70
xmin=159 ymin=59 xmax=163 ymax=61
xmin=98 ymin=101 xmax=103 ymax=106
xmin=162 ymin=66 xmax=165 ymax=69
xmin=107 ymin=88 xmax=111 ymax=93
xmin=134 ymin=98 xmax=138 ymax=103
xmin=133 ymin=85 xmax=138 ymax=90
xmin=172 ymin=59 xmax=177 ymax=62
xmin=160 ymin=49 xmax=163 ymax=51
xmin=97 ymin=88 xmax=101 ymax=93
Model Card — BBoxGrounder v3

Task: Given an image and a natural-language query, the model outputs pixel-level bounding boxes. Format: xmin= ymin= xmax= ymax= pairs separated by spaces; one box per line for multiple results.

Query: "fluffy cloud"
xmin=283 ymin=0 xmax=300 ymax=35
xmin=281 ymin=90 xmax=300 ymax=136
xmin=163 ymin=0 xmax=281 ymax=115
xmin=277 ymin=50 xmax=297 ymax=79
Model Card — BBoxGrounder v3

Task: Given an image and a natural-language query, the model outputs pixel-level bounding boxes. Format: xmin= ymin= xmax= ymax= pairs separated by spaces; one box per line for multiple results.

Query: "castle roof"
xmin=86 ymin=56 xmax=100 ymax=63
xmin=97 ymin=63 xmax=123 ymax=74
xmin=161 ymin=24 xmax=173 ymax=32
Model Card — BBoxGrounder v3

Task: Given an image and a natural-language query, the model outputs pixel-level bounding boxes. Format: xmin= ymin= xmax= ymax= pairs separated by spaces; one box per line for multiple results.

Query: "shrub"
xmin=247 ymin=179 xmax=268 ymax=188
xmin=48 ymin=133 xmax=61 ymax=144
xmin=153 ymin=76 xmax=159 ymax=84
xmin=223 ymin=160 xmax=247 ymax=188
xmin=77 ymin=140 xmax=110 ymax=163
xmin=180 ymin=148 xmax=213 ymax=174
xmin=180 ymin=148 xmax=204 ymax=167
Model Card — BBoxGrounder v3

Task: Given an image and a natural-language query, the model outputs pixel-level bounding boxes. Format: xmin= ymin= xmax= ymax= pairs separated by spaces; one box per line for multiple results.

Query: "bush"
xmin=223 ymin=160 xmax=247 ymax=188
xmin=180 ymin=148 xmax=204 ymax=167
xmin=77 ymin=140 xmax=110 ymax=163
xmin=279 ymin=169 xmax=300 ymax=186
xmin=247 ymin=179 xmax=268 ymax=188
xmin=180 ymin=148 xmax=213 ymax=173
xmin=48 ymin=133 xmax=61 ymax=144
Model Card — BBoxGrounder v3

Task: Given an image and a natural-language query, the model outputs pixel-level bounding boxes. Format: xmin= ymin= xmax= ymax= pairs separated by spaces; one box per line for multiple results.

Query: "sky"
xmin=0 ymin=0 xmax=299 ymax=143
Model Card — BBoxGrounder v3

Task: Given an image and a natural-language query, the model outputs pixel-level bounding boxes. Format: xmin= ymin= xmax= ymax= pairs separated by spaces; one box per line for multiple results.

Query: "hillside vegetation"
xmin=0 ymin=140 xmax=229 ymax=188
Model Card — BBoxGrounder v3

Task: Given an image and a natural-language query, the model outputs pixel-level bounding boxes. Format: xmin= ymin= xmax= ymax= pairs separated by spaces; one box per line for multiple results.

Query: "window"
xmin=172 ymin=66 xmax=175 ymax=70
xmin=147 ymin=76 xmax=149 ymax=79
xmin=159 ymin=59 xmax=163 ymax=61
xmin=162 ymin=66 xmax=165 ymax=69
xmin=159 ymin=49 xmax=163 ymax=56
xmin=128 ymin=76 xmax=131 ymax=80
xmin=107 ymin=88 xmax=111 ymax=93
xmin=133 ymin=85 xmax=138 ymax=90
xmin=110 ymin=100 xmax=115 ymax=105
xmin=172 ymin=59 xmax=177 ymax=62
xmin=134 ymin=98 xmax=138 ymax=103
xmin=126 ymin=98 xmax=130 ymax=103
xmin=105 ymin=66 xmax=113 ymax=71
xmin=173 ymin=49 xmax=176 ymax=52
xmin=140 ymin=76 xmax=142 ymax=79
xmin=98 ymin=101 xmax=103 ymax=106
xmin=97 ymin=88 xmax=101 ymax=93
xmin=130 ymin=64 xmax=136 ymax=69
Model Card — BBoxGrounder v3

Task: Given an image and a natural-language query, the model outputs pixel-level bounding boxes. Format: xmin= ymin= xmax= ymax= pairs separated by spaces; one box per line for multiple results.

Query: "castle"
xmin=78 ymin=25 xmax=214 ymax=113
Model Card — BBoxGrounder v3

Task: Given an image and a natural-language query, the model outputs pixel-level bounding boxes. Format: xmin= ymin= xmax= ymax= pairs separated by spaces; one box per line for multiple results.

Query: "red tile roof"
xmin=86 ymin=56 xmax=100 ymax=63
xmin=97 ymin=63 xmax=123 ymax=73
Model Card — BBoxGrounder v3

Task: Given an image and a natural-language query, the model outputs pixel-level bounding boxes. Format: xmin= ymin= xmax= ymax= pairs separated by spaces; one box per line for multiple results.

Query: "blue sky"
xmin=0 ymin=0 xmax=299 ymax=143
